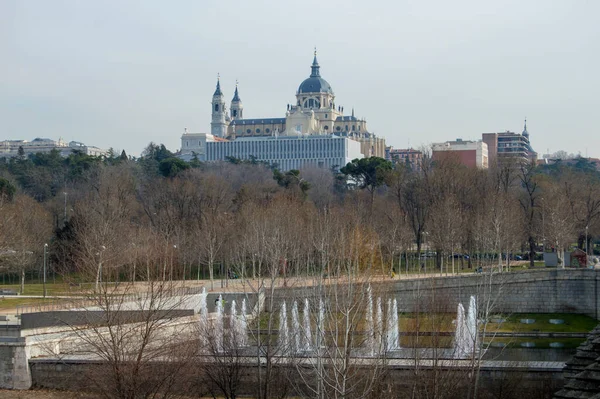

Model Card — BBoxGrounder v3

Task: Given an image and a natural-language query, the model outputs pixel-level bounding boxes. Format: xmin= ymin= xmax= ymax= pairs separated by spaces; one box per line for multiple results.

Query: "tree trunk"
xmin=20 ymin=268 xmax=25 ymax=294
xmin=528 ymin=235 xmax=536 ymax=268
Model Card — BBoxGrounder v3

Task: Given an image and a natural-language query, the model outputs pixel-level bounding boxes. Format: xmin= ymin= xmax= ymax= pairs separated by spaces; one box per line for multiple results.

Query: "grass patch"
xmin=487 ymin=313 xmax=598 ymax=334
xmin=0 ymin=283 xmax=76 ymax=296
xmin=0 ymin=297 xmax=62 ymax=311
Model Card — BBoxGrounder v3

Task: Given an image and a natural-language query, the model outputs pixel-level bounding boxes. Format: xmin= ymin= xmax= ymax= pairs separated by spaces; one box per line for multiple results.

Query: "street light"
xmin=585 ymin=225 xmax=589 ymax=261
xmin=95 ymin=245 xmax=106 ymax=292
xmin=43 ymin=243 xmax=48 ymax=298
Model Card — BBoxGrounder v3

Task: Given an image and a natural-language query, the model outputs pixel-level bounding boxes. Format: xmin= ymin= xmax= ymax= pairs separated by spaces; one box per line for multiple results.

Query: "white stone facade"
xmin=0 ymin=138 xmax=107 ymax=158
xmin=180 ymin=132 xmax=363 ymax=171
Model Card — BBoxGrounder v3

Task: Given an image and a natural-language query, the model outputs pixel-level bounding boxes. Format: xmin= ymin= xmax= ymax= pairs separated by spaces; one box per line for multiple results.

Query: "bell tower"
xmin=211 ymin=75 xmax=227 ymax=138
xmin=230 ymin=80 xmax=243 ymax=120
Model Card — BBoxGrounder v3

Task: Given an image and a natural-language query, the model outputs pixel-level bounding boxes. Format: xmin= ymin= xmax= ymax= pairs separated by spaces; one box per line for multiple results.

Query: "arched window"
xmin=214 ymin=104 xmax=219 ymax=112
xmin=233 ymin=110 xmax=237 ymax=117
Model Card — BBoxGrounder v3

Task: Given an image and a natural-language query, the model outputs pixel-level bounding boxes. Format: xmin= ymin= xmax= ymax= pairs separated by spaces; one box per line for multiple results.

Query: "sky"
xmin=1 ymin=0 xmax=599 ymax=158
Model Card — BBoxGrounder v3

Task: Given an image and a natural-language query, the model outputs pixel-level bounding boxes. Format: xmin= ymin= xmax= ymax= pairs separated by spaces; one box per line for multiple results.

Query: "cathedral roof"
xmin=298 ymin=53 xmax=334 ymax=95
xmin=213 ymin=77 xmax=222 ymax=96
xmin=231 ymin=118 xmax=286 ymax=125
xmin=232 ymin=84 xmax=241 ymax=102
xmin=336 ymin=115 xmax=358 ymax=122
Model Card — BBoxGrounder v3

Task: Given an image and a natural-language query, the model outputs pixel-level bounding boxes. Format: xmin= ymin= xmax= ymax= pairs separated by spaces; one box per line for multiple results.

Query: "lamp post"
xmin=585 ymin=225 xmax=589 ymax=261
xmin=43 ymin=243 xmax=48 ymax=298
xmin=95 ymin=245 xmax=106 ymax=292
xmin=541 ymin=197 xmax=545 ymax=254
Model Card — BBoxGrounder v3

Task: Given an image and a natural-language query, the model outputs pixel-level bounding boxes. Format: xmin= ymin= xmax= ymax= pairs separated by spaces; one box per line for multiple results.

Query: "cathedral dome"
xmin=297 ymin=53 xmax=334 ymax=95
xmin=298 ymin=76 xmax=333 ymax=94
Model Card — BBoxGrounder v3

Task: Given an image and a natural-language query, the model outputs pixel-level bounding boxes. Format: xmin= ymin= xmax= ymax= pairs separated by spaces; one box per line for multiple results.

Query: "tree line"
xmin=1 ymin=144 xmax=600 ymax=291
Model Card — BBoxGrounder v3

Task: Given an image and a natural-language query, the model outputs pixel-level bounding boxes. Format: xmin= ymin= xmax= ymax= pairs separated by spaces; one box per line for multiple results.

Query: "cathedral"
xmin=208 ymin=51 xmax=386 ymax=158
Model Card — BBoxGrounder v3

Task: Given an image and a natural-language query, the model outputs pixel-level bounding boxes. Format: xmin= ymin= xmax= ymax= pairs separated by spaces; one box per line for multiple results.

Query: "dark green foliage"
xmin=140 ymin=143 xmax=174 ymax=177
xmin=65 ymin=150 xmax=102 ymax=180
xmin=225 ymin=156 xmax=241 ymax=164
xmin=226 ymin=155 xmax=271 ymax=167
xmin=0 ymin=177 xmax=16 ymax=202
xmin=158 ymin=157 xmax=190 ymax=178
xmin=273 ymin=169 xmax=311 ymax=194
xmin=189 ymin=152 xmax=202 ymax=168
xmin=340 ymin=156 xmax=393 ymax=193
xmin=142 ymin=143 xmax=173 ymax=162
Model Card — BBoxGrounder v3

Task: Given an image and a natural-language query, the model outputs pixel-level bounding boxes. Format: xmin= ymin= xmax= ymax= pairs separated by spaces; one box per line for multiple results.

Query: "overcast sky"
xmin=1 ymin=1 xmax=598 ymax=157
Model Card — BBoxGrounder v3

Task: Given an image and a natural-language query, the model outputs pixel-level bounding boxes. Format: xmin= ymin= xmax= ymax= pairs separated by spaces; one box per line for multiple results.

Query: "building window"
xmin=256 ymin=128 xmax=261 ymax=133
xmin=246 ymin=129 xmax=251 ymax=134
xmin=336 ymin=126 xmax=341 ymax=131
xmin=215 ymin=104 xmax=219 ymax=112
xmin=324 ymin=125 xmax=329 ymax=130
xmin=325 ymin=114 xmax=328 ymax=118
xmin=265 ymin=128 xmax=270 ymax=133
xmin=233 ymin=110 xmax=237 ymax=117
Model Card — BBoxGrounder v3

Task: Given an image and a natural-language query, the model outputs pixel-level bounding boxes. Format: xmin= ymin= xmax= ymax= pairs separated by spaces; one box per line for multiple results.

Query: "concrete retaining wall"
xmin=29 ymin=357 xmax=563 ymax=397
xmin=0 ymin=342 xmax=30 ymax=389
xmin=267 ymin=269 xmax=600 ymax=318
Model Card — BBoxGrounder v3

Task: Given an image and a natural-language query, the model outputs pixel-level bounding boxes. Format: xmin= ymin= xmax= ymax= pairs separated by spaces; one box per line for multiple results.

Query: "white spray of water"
xmin=365 ymin=286 xmax=375 ymax=355
xmin=199 ymin=287 xmax=208 ymax=347
xmin=466 ymin=295 xmax=479 ymax=355
xmin=318 ymin=298 xmax=325 ymax=349
xmin=386 ymin=298 xmax=400 ymax=351
xmin=230 ymin=300 xmax=238 ymax=348
xmin=278 ymin=301 xmax=289 ymax=353
xmin=292 ymin=300 xmax=301 ymax=353
xmin=303 ymin=298 xmax=312 ymax=351
xmin=454 ymin=296 xmax=478 ymax=358
xmin=376 ymin=297 xmax=383 ymax=350
xmin=215 ymin=294 xmax=224 ymax=352
xmin=239 ymin=299 xmax=248 ymax=347
xmin=454 ymin=303 xmax=469 ymax=358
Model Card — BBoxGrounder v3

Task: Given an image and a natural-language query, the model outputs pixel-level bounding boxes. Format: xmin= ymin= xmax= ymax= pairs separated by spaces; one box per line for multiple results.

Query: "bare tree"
xmin=517 ymin=161 xmax=541 ymax=268
xmin=1 ymin=194 xmax=52 ymax=293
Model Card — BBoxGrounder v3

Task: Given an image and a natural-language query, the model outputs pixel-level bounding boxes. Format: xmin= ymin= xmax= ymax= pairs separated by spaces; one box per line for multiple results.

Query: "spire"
xmin=310 ymin=47 xmax=320 ymax=78
xmin=232 ymin=80 xmax=241 ymax=102
xmin=522 ymin=118 xmax=529 ymax=137
xmin=351 ymin=107 xmax=355 ymax=118
xmin=213 ymin=73 xmax=222 ymax=96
